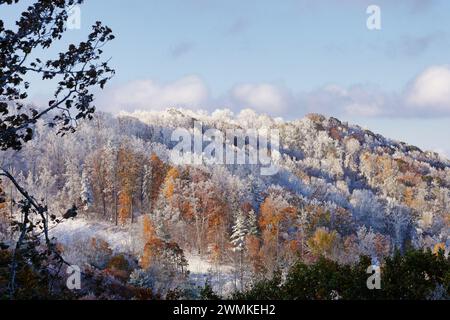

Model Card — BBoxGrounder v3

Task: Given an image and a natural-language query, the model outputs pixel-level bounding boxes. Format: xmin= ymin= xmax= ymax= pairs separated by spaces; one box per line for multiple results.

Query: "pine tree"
xmin=230 ymin=210 xmax=248 ymax=291
xmin=231 ymin=210 xmax=248 ymax=252
xmin=80 ymin=167 xmax=93 ymax=211
xmin=63 ymin=158 xmax=82 ymax=207
xmin=247 ymin=209 xmax=258 ymax=236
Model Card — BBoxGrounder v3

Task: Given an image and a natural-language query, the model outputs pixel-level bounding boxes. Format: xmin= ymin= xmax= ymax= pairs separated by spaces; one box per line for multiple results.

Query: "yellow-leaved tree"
xmin=307 ymin=227 xmax=338 ymax=258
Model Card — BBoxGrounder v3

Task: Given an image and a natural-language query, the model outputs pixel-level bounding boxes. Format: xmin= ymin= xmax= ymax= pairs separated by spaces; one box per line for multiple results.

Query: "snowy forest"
xmin=1 ymin=108 xmax=449 ymax=299
xmin=1 ymin=0 xmax=450 ymax=301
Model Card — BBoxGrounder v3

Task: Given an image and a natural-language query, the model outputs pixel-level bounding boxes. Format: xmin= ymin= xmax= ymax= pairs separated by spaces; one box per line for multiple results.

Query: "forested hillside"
xmin=1 ymin=108 xmax=449 ymax=299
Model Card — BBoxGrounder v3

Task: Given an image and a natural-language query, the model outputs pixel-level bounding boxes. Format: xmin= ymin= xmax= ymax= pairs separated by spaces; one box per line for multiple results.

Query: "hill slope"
xmin=2 ymin=108 xmax=449 ymax=296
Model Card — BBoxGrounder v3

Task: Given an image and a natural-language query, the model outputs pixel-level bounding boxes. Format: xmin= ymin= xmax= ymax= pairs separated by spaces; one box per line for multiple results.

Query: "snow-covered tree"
xmin=230 ymin=210 xmax=248 ymax=290
xmin=350 ymin=189 xmax=385 ymax=232
xmin=247 ymin=209 xmax=258 ymax=236
xmin=231 ymin=210 xmax=248 ymax=252
xmin=142 ymin=164 xmax=153 ymax=212
xmin=80 ymin=167 xmax=94 ymax=212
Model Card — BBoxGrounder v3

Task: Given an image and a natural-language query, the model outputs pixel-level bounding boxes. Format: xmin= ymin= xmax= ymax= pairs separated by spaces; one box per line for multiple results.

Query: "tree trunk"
xmin=114 ymin=192 xmax=118 ymax=226
xmin=130 ymin=197 xmax=134 ymax=224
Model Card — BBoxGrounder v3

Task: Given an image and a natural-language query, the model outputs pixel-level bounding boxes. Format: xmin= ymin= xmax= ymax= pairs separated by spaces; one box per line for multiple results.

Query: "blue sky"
xmin=3 ymin=0 xmax=450 ymax=156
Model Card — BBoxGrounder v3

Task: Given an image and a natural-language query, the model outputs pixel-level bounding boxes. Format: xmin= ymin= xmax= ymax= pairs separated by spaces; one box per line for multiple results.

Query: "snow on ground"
xmin=50 ymin=218 xmax=236 ymax=295
xmin=186 ymin=254 xmax=221 ymax=274
xmin=185 ymin=253 xmax=236 ymax=296
xmin=50 ymin=218 xmax=138 ymax=257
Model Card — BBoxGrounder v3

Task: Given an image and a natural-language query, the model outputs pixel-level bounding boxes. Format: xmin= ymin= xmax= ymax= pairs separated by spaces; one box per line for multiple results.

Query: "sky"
xmin=3 ymin=0 xmax=450 ymax=156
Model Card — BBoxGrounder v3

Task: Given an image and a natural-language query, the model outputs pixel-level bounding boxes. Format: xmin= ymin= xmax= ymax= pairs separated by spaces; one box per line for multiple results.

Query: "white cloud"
xmin=96 ymin=65 xmax=450 ymax=119
xmin=230 ymin=83 xmax=292 ymax=114
xmin=405 ymin=65 xmax=450 ymax=112
xmin=300 ymin=84 xmax=395 ymax=118
xmin=98 ymin=75 xmax=209 ymax=113
xmin=299 ymin=65 xmax=450 ymax=118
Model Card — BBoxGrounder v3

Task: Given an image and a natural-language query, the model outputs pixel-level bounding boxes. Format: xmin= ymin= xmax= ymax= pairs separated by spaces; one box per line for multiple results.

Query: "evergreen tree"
xmin=231 ymin=210 xmax=248 ymax=252
xmin=246 ymin=209 xmax=258 ymax=236
xmin=230 ymin=210 xmax=248 ymax=291
xmin=63 ymin=158 xmax=82 ymax=207
xmin=80 ymin=167 xmax=93 ymax=211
